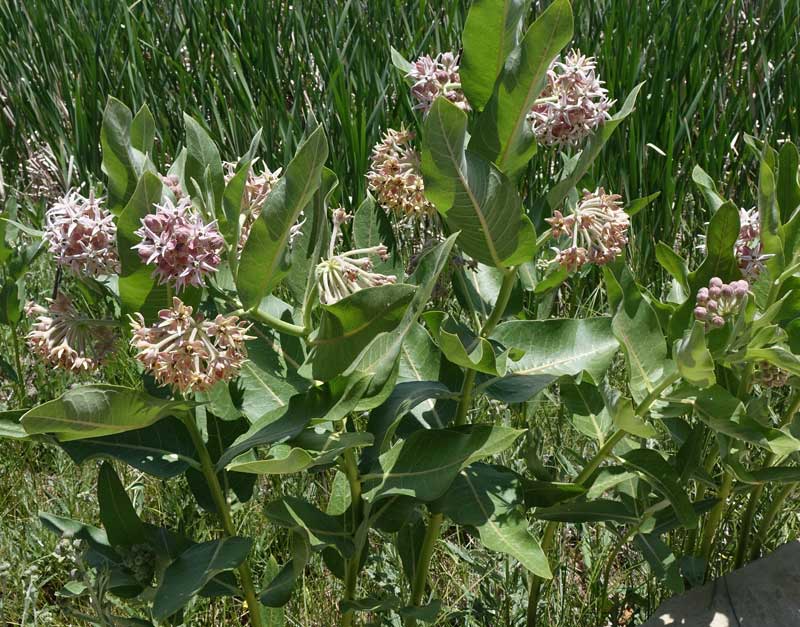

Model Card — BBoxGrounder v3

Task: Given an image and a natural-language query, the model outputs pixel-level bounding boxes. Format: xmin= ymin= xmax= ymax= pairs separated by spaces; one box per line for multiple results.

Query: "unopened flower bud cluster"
xmin=753 ymin=361 xmax=791 ymax=389
xmin=693 ymin=277 xmax=749 ymax=328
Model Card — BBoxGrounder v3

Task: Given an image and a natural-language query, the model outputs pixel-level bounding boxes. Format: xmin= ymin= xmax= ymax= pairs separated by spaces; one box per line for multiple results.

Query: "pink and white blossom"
xmin=547 ymin=188 xmax=629 ymax=271
xmin=26 ymin=294 xmax=116 ymax=372
xmin=133 ymin=197 xmax=225 ymax=292
xmin=407 ymin=52 xmax=469 ymax=115
xmin=129 ymin=297 xmax=251 ymax=394
xmin=529 ymin=50 xmax=613 ymax=147
xmin=44 ymin=190 xmax=120 ymax=277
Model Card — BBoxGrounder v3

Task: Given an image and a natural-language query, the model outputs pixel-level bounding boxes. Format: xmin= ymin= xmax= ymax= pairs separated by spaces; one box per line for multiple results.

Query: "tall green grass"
xmin=2 ymin=0 xmax=798 ymax=268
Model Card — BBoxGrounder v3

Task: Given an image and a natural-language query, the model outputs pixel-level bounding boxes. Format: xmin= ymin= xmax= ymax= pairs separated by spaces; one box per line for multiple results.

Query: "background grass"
xmin=1 ymin=0 xmax=800 ymax=625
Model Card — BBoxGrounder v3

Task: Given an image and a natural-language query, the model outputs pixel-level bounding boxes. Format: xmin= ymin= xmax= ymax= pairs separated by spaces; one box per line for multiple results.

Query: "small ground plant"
xmin=2 ymin=1 xmax=800 ymax=626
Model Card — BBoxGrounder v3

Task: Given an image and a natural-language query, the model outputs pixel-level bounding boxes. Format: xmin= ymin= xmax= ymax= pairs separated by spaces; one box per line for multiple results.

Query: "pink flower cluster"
xmin=26 ymin=294 xmax=116 ymax=372
xmin=316 ymin=209 xmax=396 ymax=304
xmin=367 ymin=127 xmax=434 ymax=218
xmin=753 ymin=361 xmax=790 ymax=388
xmin=224 ymin=161 xmax=282 ymax=249
xmin=529 ymin=50 xmax=613 ymax=147
xmin=129 ymin=298 xmax=251 ymax=393
xmin=547 ymin=188 xmax=629 ymax=271
xmin=693 ymin=277 xmax=749 ymax=328
xmin=735 ymin=207 xmax=771 ymax=280
xmin=133 ymin=197 xmax=224 ymax=292
xmin=44 ymin=190 xmax=120 ymax=277
xmin=408 ymin=52 xmax=470 ymax=115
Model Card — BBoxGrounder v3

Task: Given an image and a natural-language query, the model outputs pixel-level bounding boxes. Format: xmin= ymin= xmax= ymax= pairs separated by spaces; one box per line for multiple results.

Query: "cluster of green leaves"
xmin=3 ymin=0 xmax=800 ymax=626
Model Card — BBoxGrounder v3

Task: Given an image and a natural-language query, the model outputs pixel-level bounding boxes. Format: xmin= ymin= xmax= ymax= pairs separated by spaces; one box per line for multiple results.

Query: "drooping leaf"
xmin=675 ymin=321 xmax=716 ymax=388
xmin=237 ymin=126 xmax=328 ymax=308
xmin=471 ymin=0 xmax=574 ymax=176
xmin=533 ymin=499 xmax=639 ymax=524
xmin=426 ymin=311 xmax=509 ymax=376
xmin=98 ymin=462 xmax=147 ymax=547
xmin=421 ymin=98 xmax=536 ymax=267
xmin=60 ymin=417 xmax=197 ymax=479
xmin=152 ymin=537 xmax=252 ymax=619
xmin=362 ymin=425 xmax=523 ymax=503
xmin=309 ymin=284 xmax=417 ymax=381
xmin=264 ymin=497 xmax=353 ymax=556
xmin=634 ymin=533 xmax=684 ymax=594
xmin=22 ymin=385 xmax=191 ymax=441
xmin=433 ymin=463 xmax=551 ymax=577
xmin=561 ymin=380 xmax=612 ymax=443
xmin=460 ymin=0 xmax=531 ymax=112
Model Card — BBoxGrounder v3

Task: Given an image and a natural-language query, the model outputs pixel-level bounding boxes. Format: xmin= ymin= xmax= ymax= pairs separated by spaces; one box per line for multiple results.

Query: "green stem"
xmin=341 ymin=448 xmax=363 ymax=627
xmin=181 ymin=413 xmax=263 ymax=627
xmin=453 ymin=268 xmax=518 ymax=427
xmin=699 ymin=471 xmax=733 ymax=575
xmin=735 ymin=391 xmax=800 ymax=567
xmin=10 ymin=325 xmax=26 ymax=404
xmin=526 ymin=371 xmax=680 ymax=627
xmin=241 ymin=306 xmax=308 ymax=337
xmin=404 ymin=511 xmax=444 ymax=627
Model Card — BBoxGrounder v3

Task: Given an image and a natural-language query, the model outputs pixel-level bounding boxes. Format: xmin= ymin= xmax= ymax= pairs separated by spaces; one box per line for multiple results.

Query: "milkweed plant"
xmin=3 ymin=1 xmax=800 ymax=625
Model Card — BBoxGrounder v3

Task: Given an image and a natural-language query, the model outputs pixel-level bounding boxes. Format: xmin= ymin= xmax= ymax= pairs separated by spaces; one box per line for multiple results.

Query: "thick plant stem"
xmin=526 ymin=371 xmax=680 ymax=627
xmin=10 ymin=326 xmax=26 ymax=403
xmin=699 ymin=471 xmax=733 ymax=574
xmin=454 ymin=268 xmax=518 ymax=426
xmin=404 ymin=511 xmax=445 ymax=627
xmin=182 ymin=414 xmax=264 ymax=627
xmin=245 ymin=306 xmax=308 ymax=337
xmin=341 ymin=448 xmax=363 ymax=627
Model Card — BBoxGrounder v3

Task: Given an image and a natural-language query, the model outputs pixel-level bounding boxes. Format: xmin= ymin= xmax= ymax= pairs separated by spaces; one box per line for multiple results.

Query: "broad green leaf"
xmin=215 ymin=388 xmax=333 ymax=471
xmin=60 ymin=417 xmax=198 ymax=479
xmin=264 ymin=496 xmax=354 ymax=556
xmin=39 ymin=512 xmax=116 ymax=560
xmin=221 ymin=162 xmax=250 ymax=248
xmin=398 ymin=600 xmax=442 ymax=624
xmin=426 ymin=311 xmax=509 ymax=376
xmin=608 ymin=393 xmax=656 ymax=439
xmin=261 ymin=534 xmax=310 ymax=608
xmin=421 ymin=98 xmax=536 ymax=267
xmin=694 ymin=385 xmax=800 ymax=456
xmin=0 ymin=279 xmax=21 ymax=325
xmin=101 ymin=98 xmax=147 ymax=214
xmin=227 ymin=430 xmax=373 ymax=475
xmin=183 ymin=114 xmax=225 ymax=212
xmin=460 ymin=0 xmax=531 ymax=112
xmin=152 ymin=537 xmax=252 ymax=619
xmin=471 ymin=0 xmax=573 ymax=176
xmin=621 ymin=449 xmax=698 ymax=529
xmin=521 ymin=478 xmax=586 ymax=507
xmin=362 ymin=425 xmax=523 ymax=503
xmin=488 ymin=318 xmax=619 ymax=401
xmin=362 ymin=381 xmax=456 ymax=470
xmin=116 ymin=171 xmax=168 ymax=320
xmin=546 ymin=83 xmax=644 ymax=208
xmin=130 ymin=104 xmax=155 ymax=155
xmin=239 ymin=337 xmax=310 ymax=422
xmin=389 ymin=46 xmax=413 ymax=74
xmin=352 ymin=194 xmax=401 ymax=275
xmin=691 ymin=165 xmax=726 ymax=212
xmin=434 ymin=463 xmax=551 ymax=578
xmin=533 ymin=499 xmax=639 ymax=524
xmin=98 ymin=462 xmax=147 ymax=547
xmin=237 ymin=126 xmax=328 ymax=308
xmin=634 ymin=533 xmax=684 ymax=594
xmin=746 ymin=346 xmax=800 ymax=376
xmin=0 ymin=410 xmax=28 ymax=440
xmin=22 ymin=385 xmax=191 ymax=441
xmin=586 ymin=468 xmax=638 ymax=500
xmin=758 ymin=156 xmax=785 ymax=277
xmin=456 ymin=262 xmax=522 ymax=319
xmin=675 ymin=321 xmax=716 ymax=388
xmin=655 ymin=242 xmax=689 ymax=290
xmin=561 ymin=380 xmax=612 ymax=443
xmin=309 ymin=284 xmax=417 ymax=381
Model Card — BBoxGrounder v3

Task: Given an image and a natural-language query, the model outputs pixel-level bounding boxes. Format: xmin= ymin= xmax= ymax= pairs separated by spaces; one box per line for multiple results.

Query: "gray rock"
xmin=640 ymin=541 xmax=800 ymax=626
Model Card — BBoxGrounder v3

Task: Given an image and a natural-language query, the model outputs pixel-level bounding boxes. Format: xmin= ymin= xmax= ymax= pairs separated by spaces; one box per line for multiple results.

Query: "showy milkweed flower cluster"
xmin=367 ymin=127 xmax=434 ymax=219
xmin=44 ymin=190 xmax=120 ymax=277
xmin=129 ymin=298 xmax=251 ymax=394
xmin=547 ymin=188 xmax=629 ymax=271
xmin=735 ymin=207 xmax=771 ymax=279
xmin=315 ymin=209 xmax=397 ymax=305
xmin=529 ymin=49 xmax=613 ymax=147
xmin=224 ymin=161 xmax=282 ymax=249
xmin=408 ymin=52 xmax=470 ymax=115
xmin=133 ymin=197 xmax=225 ymax=292
xmin=694 ymin=277 xmax=749 ymax=328
xmin=25 ymin=294 xmax=116 ymax=372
